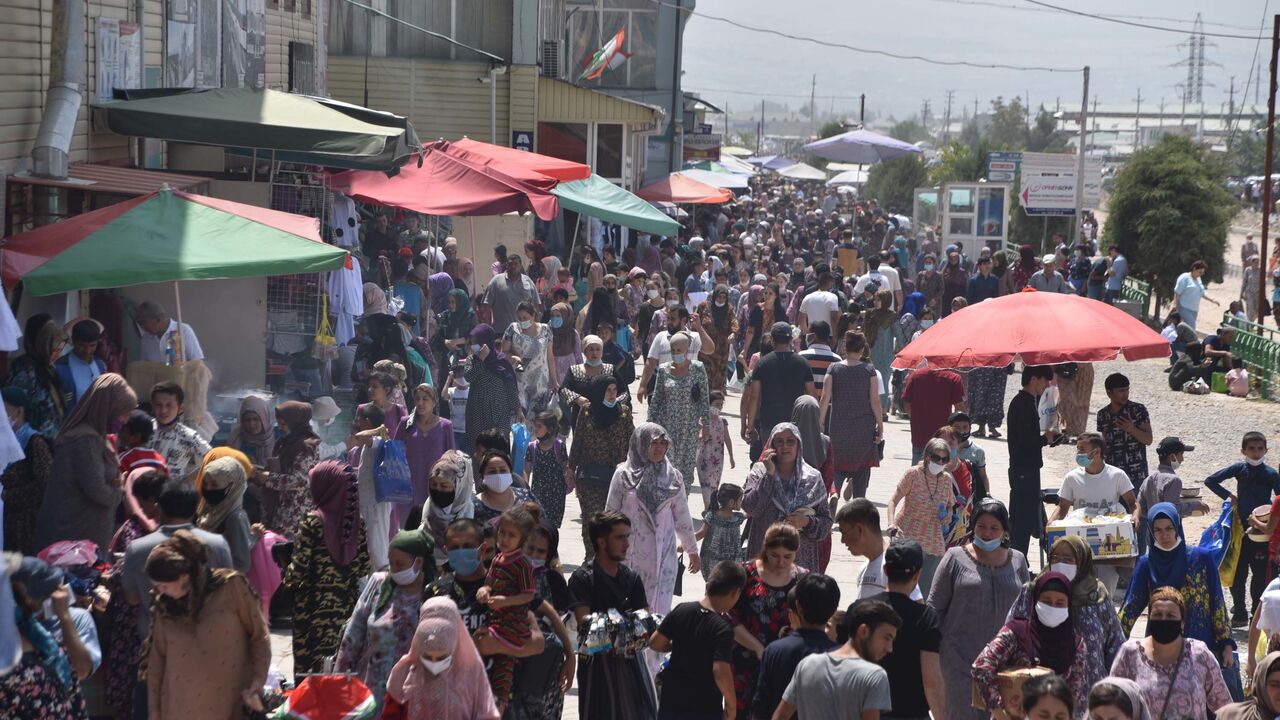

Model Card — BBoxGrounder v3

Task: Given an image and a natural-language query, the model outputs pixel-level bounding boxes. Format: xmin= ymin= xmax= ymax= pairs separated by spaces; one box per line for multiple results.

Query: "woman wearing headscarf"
xmin=605 ymin=423 xmax=700 ymax=619
xmin=1 ymin=386 xmax=53 ymax=553
xmin=538 ymin=255 xmax=563 ymax=298
xmin=336 ymin=528 xmax=439 ymax=718
xmin=1218 ymin=651 xmax=1280 ymax=720
xmin=648 ymin=331 xmax=711 ymax=489
xmin=549 ymin=302 xmax=582 ymax=390
xmin=433 ymin=288 xmax=476 ymax=376
xmin=2 ymin=558 xmax=89 ymax=719
xmin=227 ymin=395 xmax=277 ymax=468
xmin=1002 ymin=244 xmax=1039 ymax=295
xmin=428 ymin=271 xmax=455 ymax=316
xmin=559 ymin=334 xmax=628 ymax=426
xmin=1087 ymin=678 xmax=1153 ymax=720
xmin=578 ymin=286 xmax=618 ymax=338
xmin=384 ymin=597 xmax=500 ymax=720
xmin=197 ymin=455 xmax=254 ymax=573
xmin=1119 ymin=503 xmax=1235 ymax=671
xmin=461 ymin=324 xmax=521 ymax=453
xmin=973 ymin=571 xmax=1091 ymax=716
xmin=941 ymin=250 xmax=969 ymax=315
xmin=571 ymin=375 xmax=633 ymax=559
xmin=1005 ymin=535 xmax=1125 ymax=694
xmin=697 ymin=284 xmax=738 ymax=393
xmin=820 ymin=331 xmax=882 ymax=501
xmin=503 ymin=301 xmax=555 ymax=430
xmin=260 ymin=401 xmax=321 ymax=537
xmin=285 ymin=460 xmax=371 ymax=678
xmin=863 ymin=288 xmax=902 ymax=409
xmin=928 ymin=499 xmax=1030 ymax=720
xmin=364 ymin=282 xmax=391 ymax=316
xmin=420 ymin=450 xmax=475 ymax=566
xmin=739 ymin=284 xmax=787 ymax=366
xmin=34 ymin=373 xmax=136 ymax=550
xmin=741 ymin=423 xmax=833 ymax=574
xmin=7 ymin=314 xmax=68 ymax=440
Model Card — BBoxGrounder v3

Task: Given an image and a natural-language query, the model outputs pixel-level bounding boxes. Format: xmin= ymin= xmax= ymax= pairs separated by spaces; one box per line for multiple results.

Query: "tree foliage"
xmin=818 ymin=121 xmax=846 ymax=140
xmin=1027 ymin=108 xmax=1068 ymax=153
xmin=987 ymin=97 xmax=1030 ymax=150
xmin=864 ymin=155 xmax=929 ymax=213
xmin=930 ymin=141 xmax=987 ymax=184
xmin=1225 ymin=120 xmax=1274 ymax=177
xmin=889 ymin=119 xmax=932 ymax=145
xmin=1103 ymin=135 xmax=1233 ymax=308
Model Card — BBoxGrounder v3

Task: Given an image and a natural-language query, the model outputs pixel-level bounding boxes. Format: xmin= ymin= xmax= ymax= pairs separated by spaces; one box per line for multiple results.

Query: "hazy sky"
xmin=681 ymin=0 xmax=1270 ymax=124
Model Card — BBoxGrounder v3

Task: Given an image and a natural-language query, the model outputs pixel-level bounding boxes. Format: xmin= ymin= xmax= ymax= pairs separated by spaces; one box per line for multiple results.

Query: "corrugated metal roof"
xmin=7 ymin=164 xmax=211 ymax=196
xmin=537 ymin=78 xmax=665 ymax=125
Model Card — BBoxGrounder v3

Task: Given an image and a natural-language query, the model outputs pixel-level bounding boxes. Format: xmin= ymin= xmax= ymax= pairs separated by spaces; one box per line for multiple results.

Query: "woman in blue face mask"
xmin=927 ymin=498 xmax=1031 ymax=720
xmin=1119 ymin=503 xmax=1237 ymax=683
xmin=501 ymin=302 xmax=553 ymax=433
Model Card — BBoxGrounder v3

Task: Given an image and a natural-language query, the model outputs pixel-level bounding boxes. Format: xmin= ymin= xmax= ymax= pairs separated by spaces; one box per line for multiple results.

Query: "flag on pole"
xmin=578 ymin=28 xmax=626 ymax=82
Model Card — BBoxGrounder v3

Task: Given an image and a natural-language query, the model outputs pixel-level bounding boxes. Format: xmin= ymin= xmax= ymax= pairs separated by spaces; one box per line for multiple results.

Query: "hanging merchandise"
xmin=330 ymin=192 xmax=361 ymax=248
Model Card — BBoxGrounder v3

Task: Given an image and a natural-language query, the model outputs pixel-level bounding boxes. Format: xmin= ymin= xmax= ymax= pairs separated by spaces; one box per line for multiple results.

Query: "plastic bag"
xmin=373 ymin=437 xmax=413 ymax=504
xmin=1037 ymin=385 xmax=1060 ymax=433
xmin=270 ymin=674 xmax=376 ymax=720
xmin=312 ymin=294 xmax=339 ymax=361
xmin=1199 ymin=498 xmax=1244 ymax=587
xmin=511 ymin=422 xmax=531 ymax=477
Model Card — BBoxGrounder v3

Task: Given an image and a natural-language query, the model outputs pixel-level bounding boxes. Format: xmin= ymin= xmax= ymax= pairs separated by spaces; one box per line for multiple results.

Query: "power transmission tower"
xmin=1172 ymin=14 xmax=1219 ymax=105
xmin=1133 ymin=88 xmax=1142 ymax=149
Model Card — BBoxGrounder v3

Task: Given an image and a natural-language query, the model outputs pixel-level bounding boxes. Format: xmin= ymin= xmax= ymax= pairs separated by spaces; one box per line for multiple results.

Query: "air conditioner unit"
xmin=541 ymin=40 xmax=561 ymax=79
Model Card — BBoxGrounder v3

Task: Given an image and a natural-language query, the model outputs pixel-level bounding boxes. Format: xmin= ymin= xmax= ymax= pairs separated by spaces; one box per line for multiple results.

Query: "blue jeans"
xmin=911 ymin=446 xmax=924 ymax=465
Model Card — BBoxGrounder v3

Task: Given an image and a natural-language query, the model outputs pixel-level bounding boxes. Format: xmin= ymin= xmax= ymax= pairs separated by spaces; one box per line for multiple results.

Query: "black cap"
xmin=770 ymin=321 xmax=793 ymax=343
xmin=1157 ymin=436 xmax=1195 ymax=456
xmin=884 ymin=538 xmax=924 ymax=576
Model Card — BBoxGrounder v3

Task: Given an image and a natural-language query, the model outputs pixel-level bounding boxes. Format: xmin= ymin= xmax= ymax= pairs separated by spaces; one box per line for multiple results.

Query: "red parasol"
xmin=891 ymin=289 xmax=1171 ymax=369
xmin=332 ymin=140 xmax=559 ymax=221
xmin=635 ymin=172 xmax=734 ymax=204
xmin=452 ymin=137 xmax=590 ymax=182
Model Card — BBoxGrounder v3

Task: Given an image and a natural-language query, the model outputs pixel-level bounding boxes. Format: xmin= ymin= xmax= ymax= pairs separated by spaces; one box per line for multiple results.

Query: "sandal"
xmin=988 ymin=428 xmax=1003 ymax=439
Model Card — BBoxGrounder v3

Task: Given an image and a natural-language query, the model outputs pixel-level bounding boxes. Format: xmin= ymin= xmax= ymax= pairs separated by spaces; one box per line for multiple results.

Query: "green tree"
xmin=1027 ymin=107 xmax=1068 ymax=153
xmin=986 ymin=97 xmax=1030 ymax=150
xmin=818 ymin=121 xmax=846 ymax=139
xmin=930 ymin=140 xmax=987 ymax=184
xmin=889 ymin=119 xmax=931 ymax=145
xmin=1103 ymin=135 xmax=1233 ymax=309
xmin=863 ymin=155 xmax=930 ymax=212
xmin=1225 ymin=120 xmax=1276 ymax=177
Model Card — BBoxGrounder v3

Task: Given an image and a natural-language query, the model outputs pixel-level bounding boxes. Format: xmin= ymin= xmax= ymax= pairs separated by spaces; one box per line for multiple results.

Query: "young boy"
xmin=1206 ymin=431 xmax=1280 ymax=625
xmin=752 ymin=573 xmax=842 ymax=720
xmin=696 ymin=483 xmax=746 ymax=579
xmin=116 ymin=410 xmax=166 ymax=476
xmin=774 ymin=599 xmax=898 ymax=720
xmin=147 ymin=381 xmax=210 ymax=483
xmin=950 ymin=412 xmax=989 ymax=501
xmin=648 ymin=560 xmax=746 ymax=719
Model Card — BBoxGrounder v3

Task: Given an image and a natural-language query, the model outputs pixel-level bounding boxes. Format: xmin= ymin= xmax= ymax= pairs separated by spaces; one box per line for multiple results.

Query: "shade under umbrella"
xmin=333 ymin=140 xmax=559 ymax=221
xmin=635 ymin=173 xmax=734 ymax=204
xmin=891 ymin=289 xmax=1170 ymax=369
xmin=3 ymin=187 xmax=344 ymax=295
xmin=804 ymin=129 xmax=923 ymax=164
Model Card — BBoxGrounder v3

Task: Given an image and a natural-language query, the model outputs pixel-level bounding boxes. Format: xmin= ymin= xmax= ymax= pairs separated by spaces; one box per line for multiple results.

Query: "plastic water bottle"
xmin=164 ymin=335 xmax=177 ymax=367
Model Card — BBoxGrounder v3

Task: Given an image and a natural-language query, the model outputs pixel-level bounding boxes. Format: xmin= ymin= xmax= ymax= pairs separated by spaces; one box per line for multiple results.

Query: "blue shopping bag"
xmin=510 ymin=422 xmax=531 ymax=477
xmin=374 ymin=437 xmax=414 ymax=504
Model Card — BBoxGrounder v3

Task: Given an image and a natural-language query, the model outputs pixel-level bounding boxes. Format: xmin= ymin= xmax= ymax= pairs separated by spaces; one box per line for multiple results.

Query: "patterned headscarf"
xmin=423 ymin=450 xmax=475 ymax=524
xmin=196 ymin=456 xmax=248 ymax=533
xmin=309 ymin=460 xmax=362 ymax=566
xmin=760 ymin=422 xmax=827 ymax=516
xmin=623 ymin=423 xmax=684 ymax=517
xmin=228 ymin=395 xmax=275 ymax=467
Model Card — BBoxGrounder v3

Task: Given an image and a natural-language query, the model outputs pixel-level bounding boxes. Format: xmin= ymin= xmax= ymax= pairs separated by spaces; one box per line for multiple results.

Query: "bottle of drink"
xmin=164 ymin=335 xmax=177 ymax=367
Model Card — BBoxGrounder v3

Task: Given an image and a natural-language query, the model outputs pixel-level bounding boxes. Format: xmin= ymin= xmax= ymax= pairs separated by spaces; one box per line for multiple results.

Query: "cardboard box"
xmin=972 ymin=666 xmax=1054 ymax=711
xmin=1045 ymin=514 xmax=1136 ymax=559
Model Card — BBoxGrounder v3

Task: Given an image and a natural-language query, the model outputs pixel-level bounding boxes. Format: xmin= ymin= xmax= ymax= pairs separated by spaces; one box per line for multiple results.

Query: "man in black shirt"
xmin=874 ymin=539 xmax=946 ymax=720
xmin=743 ymin=322 xmax=815 ymax=458
xmin=1006 ymin=365 xmax=1058 ymax=555
xmin=649 ymin=560 xmax=746 ymax=719
xmin=752 ymin=573 xmax=841 ymax=719
xmin=361 ymin=212 xmax=399 ymax=264
xmin=568 ymin=511 xmax=656 ymax=718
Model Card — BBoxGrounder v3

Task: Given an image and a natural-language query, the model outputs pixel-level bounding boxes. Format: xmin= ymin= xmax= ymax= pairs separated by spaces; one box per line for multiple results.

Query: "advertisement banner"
xmin=683 ymin=133 xmax=722 ymax=162
xmin=1020 ymin=152 xmax=1079 ymax=216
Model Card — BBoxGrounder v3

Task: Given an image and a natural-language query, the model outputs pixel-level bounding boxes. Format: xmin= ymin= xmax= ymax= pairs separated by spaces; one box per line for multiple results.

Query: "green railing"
xmin=1220 ymin=312 xmax=1280 ymax=399
xmin=1120 ymin=276 xmax=1153 ymax=321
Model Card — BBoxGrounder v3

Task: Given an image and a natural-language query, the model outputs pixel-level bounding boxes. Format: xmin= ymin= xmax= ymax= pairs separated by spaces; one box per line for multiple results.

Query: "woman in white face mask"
xmin=473 ymin=449 xmax=538 ymax=527
xmin=886 ymin=437 xmax=956 ymax=595
xmin=334 ymin=529 xmax=437 ymax=717
xmin=385 ymin=596 xmax=499 ymax=720
xmin=1005 ymin=535 xmax=1127 ymax=701
xmin=973 ymin=571 xmax=1091 ymax=719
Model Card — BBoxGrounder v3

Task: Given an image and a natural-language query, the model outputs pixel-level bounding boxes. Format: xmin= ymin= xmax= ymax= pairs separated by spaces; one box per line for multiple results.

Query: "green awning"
xmin=552 ymin=174 xmax=681 ymax=236
xmin=94 ymin=88 xmax=419 ymax=172
xmin=4 ymin=187 xmax=348 ymax=295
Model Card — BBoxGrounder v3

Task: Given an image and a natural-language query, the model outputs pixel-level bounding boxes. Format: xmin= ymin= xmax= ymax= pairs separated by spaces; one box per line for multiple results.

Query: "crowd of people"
xmin=1 ymin=172 xmax=1276 ymax=720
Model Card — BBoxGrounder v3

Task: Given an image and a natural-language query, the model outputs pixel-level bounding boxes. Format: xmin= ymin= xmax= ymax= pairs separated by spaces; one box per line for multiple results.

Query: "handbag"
xmin=312 ymin=294 xmax=339 ymax=360
xmin=373 ymin=437 xmax=414 ymax=504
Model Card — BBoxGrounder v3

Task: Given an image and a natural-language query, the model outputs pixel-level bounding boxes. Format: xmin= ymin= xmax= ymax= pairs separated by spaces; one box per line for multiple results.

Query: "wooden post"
xmin=1260 ymin=15 xmax=1279 ymax=325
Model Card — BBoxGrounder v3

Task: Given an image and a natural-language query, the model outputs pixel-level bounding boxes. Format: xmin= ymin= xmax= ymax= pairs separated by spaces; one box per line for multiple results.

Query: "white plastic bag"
xmin=1037 ymin=385 xmax=1060 ymax=433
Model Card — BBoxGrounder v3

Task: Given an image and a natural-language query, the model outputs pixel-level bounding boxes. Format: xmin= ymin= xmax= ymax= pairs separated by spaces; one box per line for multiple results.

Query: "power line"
xmin=686 ymin=86 xmax=870 ymax=100
xmin=1019 ymin=0 xmax=1267 ymax=40
xmin=913 ymin=0 xmax=1261 ymax=32
xmin=652 ymin=0 xmax=1079 ymax=73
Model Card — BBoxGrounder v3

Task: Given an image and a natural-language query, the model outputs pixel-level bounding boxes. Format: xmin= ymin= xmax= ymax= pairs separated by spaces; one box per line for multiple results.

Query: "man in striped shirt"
xmin=799 ymin=321 xmax=842 ymax=397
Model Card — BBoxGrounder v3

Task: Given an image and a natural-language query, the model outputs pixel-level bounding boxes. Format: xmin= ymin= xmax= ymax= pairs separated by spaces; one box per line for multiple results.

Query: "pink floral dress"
xmin=696 ymin=414 xmax=730 ymax=492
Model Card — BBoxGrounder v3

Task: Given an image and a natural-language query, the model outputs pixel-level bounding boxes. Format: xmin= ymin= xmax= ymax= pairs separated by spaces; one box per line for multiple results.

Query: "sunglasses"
xmin=773 ymin=437 xmax=799 ymax=447
xmin=928 ymin=454 xmax=950 ymax=463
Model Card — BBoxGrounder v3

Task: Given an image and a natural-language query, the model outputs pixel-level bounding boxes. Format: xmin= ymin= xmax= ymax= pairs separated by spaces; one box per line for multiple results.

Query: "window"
xmin=539 ymin=122 xmax=590 ymax=165
xmin=567 ymin=1 xmax=657 ymax=89
xmin=596 ymin=124 xmax=623 ymax=179
xmin=948 ymin=187 xmax=974 ymax=214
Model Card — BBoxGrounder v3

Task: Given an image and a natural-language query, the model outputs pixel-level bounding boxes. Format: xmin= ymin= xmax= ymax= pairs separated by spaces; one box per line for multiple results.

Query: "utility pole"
xmin=921 ymin=99 xmax=931 ymax=128
xmin=724 ymin=101 xmax=729 ymax=142
xmin=1159 ymin=98 xmax=1166 ymax=128
xmin=808 ymin=74 xmax=816 ymax=140
xmin=974 ymin=97 xmax=979 ymax=119
xmin=859 ymin=94 xmax=865 ymax=126
xmin=1227 ymin=75 xmax=1236 ymax=143
xmin=1075 ymin=66 xmax=1090 ymax=248
xmin=1133 ymin=88 xmax=1142 ymax=150
xmin=758 ymin=99 xmax=764 ymax=155
xmin=943 ymin=90 xmax=954 ymax=144
xmin=1261 ymin=15 xmax=1279 ymax=321
xmin=1091 ymin=95 xmax=1099 ymax=136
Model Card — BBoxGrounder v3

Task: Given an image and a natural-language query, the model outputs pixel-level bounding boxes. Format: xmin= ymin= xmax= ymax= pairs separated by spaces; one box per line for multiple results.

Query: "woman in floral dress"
xmin=335 ymin=529 xmax=436 ymax=718
xmin=503 ymin=302 xmax=554 ymax=429
xmin=261 ymin=401 xmax=321 ymax=537
xmin=727 ymin=523 xmax=806 ymax=720
xmin=697 ymin=284 xmax=737 ymax=393
xmin=3 ymin=558 xmax=88 ymax=719
xmin=0 ymin=387 xmax=54 ymax=554
xmin=648 ymin=332 xmax=711 ymax=491
xmin=548 ymin=303 xmax=582 ymax=392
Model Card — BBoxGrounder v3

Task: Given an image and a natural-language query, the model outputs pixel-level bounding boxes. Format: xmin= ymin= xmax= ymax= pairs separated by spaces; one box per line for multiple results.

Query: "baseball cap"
xmin=1157 ymin=436 xmax=1195 ymax=456
xmin=884 ymin=539 xmax=924 ymax=577
xmin=770 ymin=322 xmax=793 ymax=343
xmin=1041 ymin=254 xmax=1057 ymax=264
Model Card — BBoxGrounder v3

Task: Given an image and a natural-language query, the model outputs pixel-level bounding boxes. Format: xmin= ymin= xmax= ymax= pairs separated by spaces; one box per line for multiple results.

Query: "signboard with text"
xmin=682 ymin=133 xmax=722 ymax=162
xmin=1021 ymin=152 xmax=1079 ymax=215
xmin=986 ymin=151 xmax=1021 ymax=183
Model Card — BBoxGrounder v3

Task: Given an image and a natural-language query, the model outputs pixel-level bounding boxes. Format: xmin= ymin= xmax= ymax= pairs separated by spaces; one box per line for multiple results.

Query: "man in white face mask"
xmin=1134 ymin=437 xmax=1203 ymax=556
xmin=1207 ymin=430 xmax=1280 ymax=626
